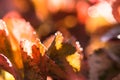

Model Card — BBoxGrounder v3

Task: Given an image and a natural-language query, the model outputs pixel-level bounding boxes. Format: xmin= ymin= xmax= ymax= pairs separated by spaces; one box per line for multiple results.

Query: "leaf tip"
xmin=0 ymin=20 xmax=9 ymax=36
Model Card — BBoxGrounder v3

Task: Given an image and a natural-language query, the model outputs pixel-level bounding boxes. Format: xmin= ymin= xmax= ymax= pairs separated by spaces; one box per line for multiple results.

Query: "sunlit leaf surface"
xmin=20 ymin=40 xmax=47 ymax=80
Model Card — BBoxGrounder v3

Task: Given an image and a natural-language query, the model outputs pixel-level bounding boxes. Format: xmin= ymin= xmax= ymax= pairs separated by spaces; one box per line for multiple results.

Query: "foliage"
xmin=0 ymin=14 xmax=84 ymax=80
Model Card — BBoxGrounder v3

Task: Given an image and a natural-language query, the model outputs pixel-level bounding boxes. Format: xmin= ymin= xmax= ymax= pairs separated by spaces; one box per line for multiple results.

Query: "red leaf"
xmin=0 ymin=54 xmax=21 ymax=80
xmin=20 ymin=40 xmax=47 ymax=80
xmin=0 ymin=19 xmax=23 ymax=70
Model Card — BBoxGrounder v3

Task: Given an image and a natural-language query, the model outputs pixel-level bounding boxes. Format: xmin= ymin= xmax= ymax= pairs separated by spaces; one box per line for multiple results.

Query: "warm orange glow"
xmin=61 ymin=0 xmax=75 ymax=12
xmin=32 ymin=0 xmax=49 ymax=21
xmin=0 ymin=0 xmax=119 ymax=80
xmin=13 ymin=0 xmax=30 ymax=13
xmin=86 ymin=16 xmax=111 ymax=34
xmin=88 ymin=1 xmax=116 ymax=23
xmin=86 ymin=1 xmax=117 ymax=34
xmin=47 ymin=0 xmax=63 ymax=13
xmin=47 ymin=76 xmax=53 ymax=80
xmin=47 ymin=0 xmax=75 ymax=13
xmin=118 ymin=6 xmax=120 ymax=17
xmin=64 ymin=15 xmax=77 ymax=28
xmin=76 ymin=1 xmax=90 ymax=24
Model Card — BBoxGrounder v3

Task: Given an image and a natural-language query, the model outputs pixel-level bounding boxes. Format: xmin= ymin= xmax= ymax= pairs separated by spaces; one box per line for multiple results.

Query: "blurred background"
xmin=0 ymin=0 xmax=118 ymax=49
xmin=0 ymin=0 xmax=110 ymax=48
